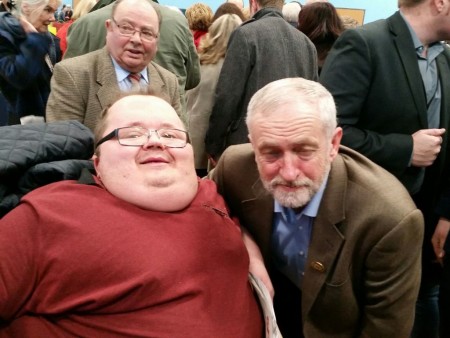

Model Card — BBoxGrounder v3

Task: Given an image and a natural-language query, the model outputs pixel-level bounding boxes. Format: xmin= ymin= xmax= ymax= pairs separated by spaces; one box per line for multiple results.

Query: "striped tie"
xmin=128 ymin=72 xmax=141 ymax=90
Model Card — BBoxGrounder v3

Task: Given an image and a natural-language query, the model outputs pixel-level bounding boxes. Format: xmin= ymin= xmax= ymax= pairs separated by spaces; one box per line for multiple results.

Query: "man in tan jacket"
xmin=211 ymin=78 xmax=424 ymax=337
xmin=46 ymin=0 xmax=181 ymax=131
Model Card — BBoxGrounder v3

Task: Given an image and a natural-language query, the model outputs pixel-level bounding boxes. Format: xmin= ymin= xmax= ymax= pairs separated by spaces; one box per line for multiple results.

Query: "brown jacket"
xmin=210 ymin=144 xmax=423 ymax=338
xmin=46 ymin=47 xmax=182 ymax=131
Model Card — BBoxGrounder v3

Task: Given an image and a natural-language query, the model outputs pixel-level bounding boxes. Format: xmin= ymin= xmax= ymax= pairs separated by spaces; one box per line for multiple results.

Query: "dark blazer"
xmin=211 ymin=144 xmax=423 ymax=338
xmin=45 ymin=47 xmax=181 ymax=132
xmin=320 ymin=11 xmax=450 ymax=218
xmin=320 ymin=11 xmax=450 ymax=276
xmin=205 ymin=7 xmax=318 ymax=158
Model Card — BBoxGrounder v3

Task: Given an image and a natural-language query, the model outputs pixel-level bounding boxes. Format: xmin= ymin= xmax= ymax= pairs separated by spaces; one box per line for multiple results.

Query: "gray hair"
xmin=282 ymin=2 xmax=302 ymax=26
xmin=246 ymin=78 xmax=337 ymax=139
xmin=14 ymin=0 xmax=61 ymax=17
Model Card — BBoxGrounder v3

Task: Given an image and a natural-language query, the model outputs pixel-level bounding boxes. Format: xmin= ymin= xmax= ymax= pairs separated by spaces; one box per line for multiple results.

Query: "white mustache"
xmin=270 ymin=177 xmax=313 ymax=188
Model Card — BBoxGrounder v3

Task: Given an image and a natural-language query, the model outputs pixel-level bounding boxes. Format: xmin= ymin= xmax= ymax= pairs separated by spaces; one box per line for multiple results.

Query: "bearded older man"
xmin=0 ymin=94 xmax=265 ymax=337
xmin=45 ymin=0 xmax=182 ymax=131
xmin=210 ymin=77 xmax=424 ymax=338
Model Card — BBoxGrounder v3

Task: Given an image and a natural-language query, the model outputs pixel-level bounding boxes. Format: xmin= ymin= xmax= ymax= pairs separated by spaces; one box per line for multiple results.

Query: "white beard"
xmin=261 ymin=163 xmax=330 ymax=209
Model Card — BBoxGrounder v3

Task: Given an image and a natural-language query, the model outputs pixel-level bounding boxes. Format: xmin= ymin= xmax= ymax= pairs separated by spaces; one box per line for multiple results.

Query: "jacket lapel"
xmin=241 ymin=178 xmax=275 ymax=266
xmin=437 ymin=50 xmax=450 ymax=171
xmin=96 ymin=47 xmax=121 ymax=109
xmin=148 ymin=62 xmax=167 ymax=94
xmin=302 ymin=155 xmax=347 ymax=318
xmin=388 ymin=12 xmax=428 ymax=128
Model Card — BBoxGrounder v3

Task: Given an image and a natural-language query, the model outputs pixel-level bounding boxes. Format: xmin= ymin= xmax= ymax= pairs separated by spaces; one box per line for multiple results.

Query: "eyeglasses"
xmin=111 ymin=18 xmax=158 ymax=41
xmin=96 ymin=126 xmax=190 ymax=149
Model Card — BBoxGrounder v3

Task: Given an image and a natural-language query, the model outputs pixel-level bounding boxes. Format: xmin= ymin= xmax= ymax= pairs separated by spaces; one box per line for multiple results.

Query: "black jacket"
xmin=0 ymin=121 xmax=94 ymax=217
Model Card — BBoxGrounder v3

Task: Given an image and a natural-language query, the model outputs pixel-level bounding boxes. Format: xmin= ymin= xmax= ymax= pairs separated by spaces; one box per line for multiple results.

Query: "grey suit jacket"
xmin=211 ymin=144 xmax=423 ymax=338
xmin=46 ymin=47 xmax=182 ymax=131
xmin=204 ymin=7 xmax=318 ymax=158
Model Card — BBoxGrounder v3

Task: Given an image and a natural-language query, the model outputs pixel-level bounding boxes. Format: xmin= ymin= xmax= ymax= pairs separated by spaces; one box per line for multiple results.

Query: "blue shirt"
xmin=271 ymin=175 xmax=328 ymax=290
xmin=111 ymin=57 xmax=149 ymax=91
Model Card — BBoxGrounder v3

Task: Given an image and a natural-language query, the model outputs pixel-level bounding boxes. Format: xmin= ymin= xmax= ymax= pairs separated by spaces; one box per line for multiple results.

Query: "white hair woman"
xmin=185 ymin=13 xmax=242 ymax=176
xmin=0 ymin=0 xmax=61 ymax=125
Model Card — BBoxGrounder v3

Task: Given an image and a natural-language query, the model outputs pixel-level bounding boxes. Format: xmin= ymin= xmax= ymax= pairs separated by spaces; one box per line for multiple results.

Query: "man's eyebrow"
xmin=159 ymin=122 xmax=183 ymax=129
xmin=122 ymin=122 xmax=181 ymax=129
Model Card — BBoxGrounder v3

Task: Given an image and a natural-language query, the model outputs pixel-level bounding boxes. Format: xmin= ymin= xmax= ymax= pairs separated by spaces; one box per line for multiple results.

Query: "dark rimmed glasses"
xmin=96 ymin=126 xmax=190 ymax=149
xmin=111 ymin=18 xmax=158 ymax=42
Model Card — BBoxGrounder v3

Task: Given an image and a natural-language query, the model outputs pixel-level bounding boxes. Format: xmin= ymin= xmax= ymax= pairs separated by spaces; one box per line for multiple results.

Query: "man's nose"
xmin=279 ymin=153 xmax=300 ymax=181
xmin=130 ymin=30 xmax=143 ymax=42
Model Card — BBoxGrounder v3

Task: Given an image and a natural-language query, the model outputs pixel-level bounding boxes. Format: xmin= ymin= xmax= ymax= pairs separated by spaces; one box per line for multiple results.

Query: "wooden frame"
xmin=336 ymin=8 xmax=365 ymax=26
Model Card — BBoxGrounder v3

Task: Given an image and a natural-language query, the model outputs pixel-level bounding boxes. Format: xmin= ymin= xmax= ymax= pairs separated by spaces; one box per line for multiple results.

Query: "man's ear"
xmin=105 ymin=19 xmax=112 ymax=31
xmin=434 ymin=0 xmax=444 ymax=11
xmin=329 ymin=127 xmax=342 ymax=161
xmin=249 ymin=0 xmax=259 ymax=15
xmin=93 ymin=154 xmax=100 ymax=175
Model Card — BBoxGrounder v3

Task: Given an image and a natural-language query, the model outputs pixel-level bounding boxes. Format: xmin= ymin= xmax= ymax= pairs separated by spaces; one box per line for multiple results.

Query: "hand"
xmin=19 ymin=15 xmax=37 ymax=33
xmin=241 ymin=227 xmax=274 ymax=298
xmin=207 ymin=154 xmax=218 ymax=169
xmin=431 ymin=218 xmax=450 ymax=265
xmin=411 ymin=128 xmax=445 ymax=167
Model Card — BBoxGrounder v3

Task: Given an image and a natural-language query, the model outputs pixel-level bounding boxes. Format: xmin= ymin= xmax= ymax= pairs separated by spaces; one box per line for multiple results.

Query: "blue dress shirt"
xmin=271 ymin=176 xmax=328 ymax=290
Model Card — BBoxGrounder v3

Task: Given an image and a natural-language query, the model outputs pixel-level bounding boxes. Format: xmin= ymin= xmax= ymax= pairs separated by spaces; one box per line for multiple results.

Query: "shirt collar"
xmin=399 ymin=11 xmax=444 ymax=57
xmin=274 ymin=174 xmax=329 ymax=218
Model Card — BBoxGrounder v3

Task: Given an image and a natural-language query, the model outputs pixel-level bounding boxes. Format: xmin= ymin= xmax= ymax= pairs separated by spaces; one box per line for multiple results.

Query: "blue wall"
xmin=157 ymin=0 xmax=399 ymax=23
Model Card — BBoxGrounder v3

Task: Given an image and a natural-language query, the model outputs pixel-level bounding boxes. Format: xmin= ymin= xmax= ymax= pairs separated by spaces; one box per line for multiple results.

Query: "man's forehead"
xmin=107 ymin=97 xmax=182 ymax=127
xmin=115 ymin=0 xmax=156 ymax=16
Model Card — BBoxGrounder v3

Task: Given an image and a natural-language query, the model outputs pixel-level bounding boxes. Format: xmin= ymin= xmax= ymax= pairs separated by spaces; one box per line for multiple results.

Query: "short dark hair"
xmin=398 ymin=0 xmax=426 ymax=8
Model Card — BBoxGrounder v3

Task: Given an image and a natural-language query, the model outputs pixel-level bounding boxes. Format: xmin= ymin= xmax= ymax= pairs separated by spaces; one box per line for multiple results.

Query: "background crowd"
xmin=0 ymin=0 xmax=449 ymax=337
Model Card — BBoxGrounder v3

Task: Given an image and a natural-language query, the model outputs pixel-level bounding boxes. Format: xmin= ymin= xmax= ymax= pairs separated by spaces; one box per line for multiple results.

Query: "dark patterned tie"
xmin=128 ymin=73 xmax=141 ymax=90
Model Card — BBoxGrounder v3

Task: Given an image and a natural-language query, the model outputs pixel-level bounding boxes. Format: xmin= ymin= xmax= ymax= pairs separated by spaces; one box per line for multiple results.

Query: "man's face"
xmin=105 ymin=0 xmax=159 ymax=73
xmin=250 ymin=102 xmax=341 ymax=209
xmin=94 ymin=96 xmax=196 ymax=199
xmin=26 ymin=0 xmax=58 ymax=33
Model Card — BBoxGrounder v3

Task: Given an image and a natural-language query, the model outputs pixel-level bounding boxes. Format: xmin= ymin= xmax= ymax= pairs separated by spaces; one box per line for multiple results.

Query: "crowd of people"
xmin=0 ymin=0 xmax=449 ymax=337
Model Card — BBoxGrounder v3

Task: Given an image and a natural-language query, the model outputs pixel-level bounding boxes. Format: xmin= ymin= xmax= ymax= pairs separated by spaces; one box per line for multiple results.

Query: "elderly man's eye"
xmin=260 ymin=150 xmax=281 ymax=161
xmin=296 ymin=148 xmax=315 ymax=159
xmin=121 ymin=25 xmax=134 ymax=33
xmin=141 ymin=30 xmax=155 ymax=39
